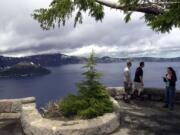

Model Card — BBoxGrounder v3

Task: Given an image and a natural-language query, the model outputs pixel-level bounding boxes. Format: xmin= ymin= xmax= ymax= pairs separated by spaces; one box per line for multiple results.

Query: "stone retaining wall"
xmin=1 ymin=87 xmax=177 ymax=135
xmin=0 ymin=97 xmax=120 ymax=135
xmin=21 ymin=97 xmax=120 ymax=135
xmin=107 ymin=87 xmax=180 ymax=102
xmin=0 ymin=97 xmax=35 ymax=129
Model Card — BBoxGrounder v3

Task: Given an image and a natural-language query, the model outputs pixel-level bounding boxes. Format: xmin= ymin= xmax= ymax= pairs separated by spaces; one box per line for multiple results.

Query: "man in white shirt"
xmin=123 ymin=61 xmax=132 ymax=102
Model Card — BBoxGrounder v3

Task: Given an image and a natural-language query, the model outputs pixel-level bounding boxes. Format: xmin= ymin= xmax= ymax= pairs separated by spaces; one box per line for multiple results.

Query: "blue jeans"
xmin=165 ymin=86 xmax=176 ymax=109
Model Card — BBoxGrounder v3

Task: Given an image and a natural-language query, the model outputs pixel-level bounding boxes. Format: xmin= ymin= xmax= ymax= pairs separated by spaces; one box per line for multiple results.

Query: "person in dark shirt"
xmin=163 ymin=67 xmax=177 ymax=110
xmin=133 ymin=62 xmax=145 ymax=96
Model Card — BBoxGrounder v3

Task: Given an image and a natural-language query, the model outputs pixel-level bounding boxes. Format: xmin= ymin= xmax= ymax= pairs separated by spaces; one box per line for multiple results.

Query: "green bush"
xmin=78 ymin=98 xmax=113 ymax=119
xmin=59 ymin=95 xmax=113 ymax=119
xmin=45 ymin=51 xmax=113 ymax=119
xmin=59 ymin=95 xmax=89 ymax=117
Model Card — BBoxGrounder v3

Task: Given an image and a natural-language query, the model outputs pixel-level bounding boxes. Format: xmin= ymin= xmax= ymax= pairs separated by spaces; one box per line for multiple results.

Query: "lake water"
xmin=0 ymin=62 xmax=180 ymax=107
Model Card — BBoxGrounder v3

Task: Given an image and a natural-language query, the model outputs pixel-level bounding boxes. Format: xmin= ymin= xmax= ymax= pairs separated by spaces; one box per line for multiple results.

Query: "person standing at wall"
xmin=163 ymin=67 xmax=177 ymax=110
xmin=133 ymin=62 xmax=145 ymax=97
xmin=123 ymin=60 xmax=132 ymax=102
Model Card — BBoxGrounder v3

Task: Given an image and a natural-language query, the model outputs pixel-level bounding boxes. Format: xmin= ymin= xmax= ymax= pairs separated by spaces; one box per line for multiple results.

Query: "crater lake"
xmin=0 ymin=62 xmax=180 ymax=107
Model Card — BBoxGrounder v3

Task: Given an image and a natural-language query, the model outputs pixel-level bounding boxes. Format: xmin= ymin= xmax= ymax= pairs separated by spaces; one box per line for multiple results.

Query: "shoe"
xmin=163 ymin=105 xmax=168 ymax=108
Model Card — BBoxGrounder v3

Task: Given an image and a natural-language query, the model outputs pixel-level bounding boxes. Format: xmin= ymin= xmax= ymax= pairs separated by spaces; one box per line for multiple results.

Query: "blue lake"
xmin=0 ymin=62 xmax=180 ymax=107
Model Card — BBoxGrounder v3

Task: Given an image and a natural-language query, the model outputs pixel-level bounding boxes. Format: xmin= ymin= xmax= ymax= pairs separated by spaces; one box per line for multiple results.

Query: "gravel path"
xmin=112 ymin=100 xmax=180 ymax=135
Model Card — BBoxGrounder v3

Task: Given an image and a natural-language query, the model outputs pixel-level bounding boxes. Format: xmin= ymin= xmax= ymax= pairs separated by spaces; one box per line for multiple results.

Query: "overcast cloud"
xmin=0 ymin=0 xmax=180 ymax=58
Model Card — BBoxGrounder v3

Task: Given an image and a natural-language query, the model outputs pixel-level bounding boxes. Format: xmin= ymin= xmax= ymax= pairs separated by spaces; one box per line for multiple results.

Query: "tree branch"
xmin=95 ymin=0 xmax=165 ymax=15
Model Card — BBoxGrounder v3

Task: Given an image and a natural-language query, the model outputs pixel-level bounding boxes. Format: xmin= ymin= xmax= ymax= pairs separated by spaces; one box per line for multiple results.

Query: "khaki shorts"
xmin=133 ymin=82 xmax=144 ymax=93
xmin=124 ymin=82 xmax=132 ymax=94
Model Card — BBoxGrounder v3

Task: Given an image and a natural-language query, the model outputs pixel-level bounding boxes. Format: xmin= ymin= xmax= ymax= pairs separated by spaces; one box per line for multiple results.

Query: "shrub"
xmin=59 ymin=95 xmax=89 ymax=117
xmin=42 ymin=101 xmax=62 ymax=118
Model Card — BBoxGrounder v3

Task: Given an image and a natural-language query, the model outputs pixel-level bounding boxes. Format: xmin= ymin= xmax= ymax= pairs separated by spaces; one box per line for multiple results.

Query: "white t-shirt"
xmin=124 ymin=67 xmax=132 ymax=83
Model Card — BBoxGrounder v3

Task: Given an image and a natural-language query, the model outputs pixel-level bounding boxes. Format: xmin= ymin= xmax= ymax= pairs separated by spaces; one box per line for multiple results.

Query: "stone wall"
xmin=21 ymin=97 xmax=120 ymax=135
xmin=0 ymin=97 xmax=120 ymax=135
xmin=1 ymin=87 xmax=179 ymax=135
xmin=107 ymin=87 xmax=180 ymax=103
xmin=0 ymin=97 xmax=35 ymax=135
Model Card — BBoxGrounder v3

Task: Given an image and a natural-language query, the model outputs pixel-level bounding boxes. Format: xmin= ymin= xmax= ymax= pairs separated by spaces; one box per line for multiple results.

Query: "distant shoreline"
xmin=1 ymin=53 xmax=180 ymax=68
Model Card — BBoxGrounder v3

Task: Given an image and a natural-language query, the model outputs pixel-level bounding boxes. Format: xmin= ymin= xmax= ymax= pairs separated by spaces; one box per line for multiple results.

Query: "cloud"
xmin=0 ymin=0 xmax=180 ymax=58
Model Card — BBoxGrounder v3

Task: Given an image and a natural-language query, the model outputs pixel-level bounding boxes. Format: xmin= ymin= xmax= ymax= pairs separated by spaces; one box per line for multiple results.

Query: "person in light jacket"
xmin=123 ymin=61 xmax=132 ymax=102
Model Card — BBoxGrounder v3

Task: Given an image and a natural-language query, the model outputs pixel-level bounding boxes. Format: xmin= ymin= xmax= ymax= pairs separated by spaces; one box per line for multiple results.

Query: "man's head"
xmin=127 ymin=61 xmax=132 ymax=68
xmin=140 ymin=61 xmax=145 ymax=68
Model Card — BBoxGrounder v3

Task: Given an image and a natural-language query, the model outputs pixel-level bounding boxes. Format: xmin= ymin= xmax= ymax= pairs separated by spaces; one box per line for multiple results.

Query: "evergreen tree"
xmin=60 ymin=51 xmax=113 ymax=119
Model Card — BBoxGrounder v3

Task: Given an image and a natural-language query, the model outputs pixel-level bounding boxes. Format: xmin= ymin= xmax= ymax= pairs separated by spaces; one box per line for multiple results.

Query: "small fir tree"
xmin=60 ymin=51 xmax=113 ymax=119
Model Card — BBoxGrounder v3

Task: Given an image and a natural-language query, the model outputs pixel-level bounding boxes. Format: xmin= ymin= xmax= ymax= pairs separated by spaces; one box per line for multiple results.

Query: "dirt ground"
xmin=112 ymin=99 xmax=180 ymax=135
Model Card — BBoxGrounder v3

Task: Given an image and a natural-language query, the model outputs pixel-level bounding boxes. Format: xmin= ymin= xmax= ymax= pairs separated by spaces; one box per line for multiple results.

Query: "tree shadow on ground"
xmin=117 ymin=100 xmax=180 ymax=135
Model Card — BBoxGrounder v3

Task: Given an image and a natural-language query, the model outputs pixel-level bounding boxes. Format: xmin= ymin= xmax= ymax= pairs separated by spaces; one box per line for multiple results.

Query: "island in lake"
xmin=0 ymin=62 xmax=50 ymax=77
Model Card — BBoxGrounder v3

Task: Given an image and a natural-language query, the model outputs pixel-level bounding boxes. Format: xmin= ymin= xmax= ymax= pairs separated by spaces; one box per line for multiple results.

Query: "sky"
xmin=0 ymin=0 xmax=180 ymax=58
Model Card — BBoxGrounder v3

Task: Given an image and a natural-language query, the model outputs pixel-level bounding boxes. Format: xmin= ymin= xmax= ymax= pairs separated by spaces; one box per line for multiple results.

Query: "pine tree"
xmin=78 ymin=50 xmax=104 ymax=98
xmin=60 ymin=51 xmax=113 ymax=119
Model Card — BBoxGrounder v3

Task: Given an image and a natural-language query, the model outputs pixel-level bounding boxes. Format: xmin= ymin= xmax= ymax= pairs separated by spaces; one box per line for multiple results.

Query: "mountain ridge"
xmin=0 ymin=53 xmax=180 ymax=68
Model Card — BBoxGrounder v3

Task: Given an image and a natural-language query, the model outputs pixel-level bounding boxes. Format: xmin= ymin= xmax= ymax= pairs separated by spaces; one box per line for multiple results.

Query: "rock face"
xmin=0 ymin=62 xmax=50 ymax=77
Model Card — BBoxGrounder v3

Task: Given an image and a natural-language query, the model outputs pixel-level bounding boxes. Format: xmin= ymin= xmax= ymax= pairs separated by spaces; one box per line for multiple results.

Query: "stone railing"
xmin=0 ymin=97 xmax=120 ymax=135
xmin=1 ymin=87 xmax=179 ymax=135
xmin=107 ymin=87 xmax=180 ymax=103
xmin=0 ymin=97 xmax=35 ymax=129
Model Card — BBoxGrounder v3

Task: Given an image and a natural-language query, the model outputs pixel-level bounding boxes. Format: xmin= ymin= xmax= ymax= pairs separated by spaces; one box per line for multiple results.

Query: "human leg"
xmin=138 ymin=84 xmax=144 ymax=96
xmin=123 ymin=82 xmax=130 ymax=102
xmin=164 ymin=87 xmax=169 ymax=108
xmin=169 ymin=87 xmax=175 ymax=110
xmin=132 ymin=82 xmax=139 ymax=99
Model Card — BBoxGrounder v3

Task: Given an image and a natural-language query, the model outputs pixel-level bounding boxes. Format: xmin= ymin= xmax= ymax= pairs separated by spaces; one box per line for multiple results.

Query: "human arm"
xmin=140 ymin=76 xmax=144 ymax=86
xmin=124 ymin=69 xmax=132 ymax=84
